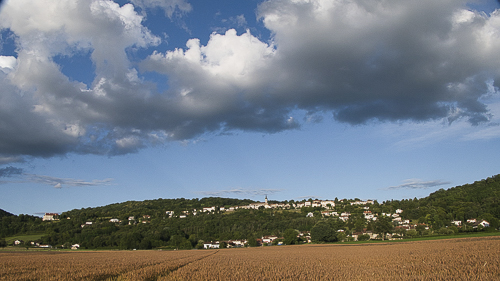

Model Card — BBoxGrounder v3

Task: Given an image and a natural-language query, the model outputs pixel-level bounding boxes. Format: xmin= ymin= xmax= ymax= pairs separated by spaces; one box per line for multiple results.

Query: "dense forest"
xmin=1 ymin=174 xmax=499 ymax=249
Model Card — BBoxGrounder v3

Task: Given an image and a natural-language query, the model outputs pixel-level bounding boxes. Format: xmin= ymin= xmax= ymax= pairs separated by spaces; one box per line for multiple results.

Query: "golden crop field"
xmin=1 ymin=236 xmax=499 ymax=280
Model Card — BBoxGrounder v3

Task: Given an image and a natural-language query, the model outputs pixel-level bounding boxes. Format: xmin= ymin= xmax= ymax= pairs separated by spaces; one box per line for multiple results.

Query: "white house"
xmin=203 ymin=206 xmax=216 ymax=212
xmin=321 ymin=200 xmax=335 ymax=208
xmin=109 ymin=218 xmax=120 ymax=223
xmin=474 ymin=220 xmax=490 ymax=228
xmin=42 ymin=213 xmax=59 ymax=221
xmin=203 ymin=242 xmax=220 ymax=249
xmin=452 ymin=220 xmax=462 ymax=226
xmin=467 ymin=218 xmax=477 ymax=224
xmin=262 ymin=236 xmax=278 ymax=244
xmin=339 ymin=216 xmax=349 ymax=222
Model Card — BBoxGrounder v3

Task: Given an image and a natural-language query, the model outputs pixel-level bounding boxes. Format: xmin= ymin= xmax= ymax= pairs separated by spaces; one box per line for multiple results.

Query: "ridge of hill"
xmin=0 ymin=208 xmax=14 ymax=219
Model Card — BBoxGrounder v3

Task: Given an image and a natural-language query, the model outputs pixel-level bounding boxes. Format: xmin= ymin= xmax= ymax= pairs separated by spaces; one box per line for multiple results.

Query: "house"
xmin=109 ymin=218 xmax=120 ymax=223
xmin=452 ymin=220 xmax=462 ymax=226
xmin=467 ymin=218 xmax=477 ymax=224
xmin=42 ymin=213 xmax=59 ymax=221
xmin=203 ymin=206 xmax=216 ymax=212
xmin=143 ymin=215 xmax=151 ymax=219
xmin=306 ymin=212 xmax=314 ymax=218
xmin=227 ymin=239 xmax=247 ymax=247
xmin=71 ymin=244 xmax=80 ymax=250
xmin=128 ymin=216 xmax=135 ymax=221
xmin=311 ymin=200 xmax=322 ymax=207
xmin=203 ymin=242 xmax=220 ymax=249
xmin=351 ymin=200 xmax=373 ymax=205
xmin=321 ymin=200 xmax=335 ymax=208
xmin=166 ymin=211 xmax=174 ymax=218
xmin=473 ymin=220 xmax=490 ymax=228
xmin=395 ymin=209 xmax=403 ymax=214
xmin=339 ymin=216 xmax=349 ymax=222
xmin=39 ymin=245 xmax=52 ymax=248
xmin=392 ymin=217 xmax=402 ymax=223
xmin=262 ymin=236 xmax=278 ymax=244
xmin=85 ymin=221 xmax=93 ymax=225
xmin=14 ymin=240 xmax=23 ymax=245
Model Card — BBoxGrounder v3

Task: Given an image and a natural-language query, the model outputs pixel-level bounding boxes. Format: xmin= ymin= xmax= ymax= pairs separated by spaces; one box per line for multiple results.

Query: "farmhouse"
xmin=203 ymin=242 xmax=220 ymax=249
xmin=42 ymin=213 xmax=59 ymax=221
xmin=262 ymin=236 xmax=278 ymax=244
xmin=473 ymin=220 xmax=490 ymax=228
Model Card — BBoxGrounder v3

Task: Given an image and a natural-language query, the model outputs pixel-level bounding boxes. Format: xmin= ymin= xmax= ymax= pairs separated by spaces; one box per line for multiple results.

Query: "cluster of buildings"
xmin=165 ymin=197 xmax=353 ymax=218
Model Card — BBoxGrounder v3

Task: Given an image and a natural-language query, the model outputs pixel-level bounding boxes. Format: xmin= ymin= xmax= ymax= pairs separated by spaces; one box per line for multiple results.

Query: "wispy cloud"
xmin=26 ymin=174 xmax=113 ymax=188
xmin=196 ymin=187 xmax=283 ymax=197
xmin=0 ymin=169 xmax=113 ymax=188
xmin=384 ymin=179 xmax=451 ymax=190
xmin=0 ymin=166 xmax=23 ymax=177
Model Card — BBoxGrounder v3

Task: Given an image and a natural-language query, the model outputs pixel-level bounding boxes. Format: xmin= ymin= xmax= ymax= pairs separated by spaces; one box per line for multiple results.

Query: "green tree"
xmin=311 ymin=222 xmax=336 ymax=243
xmin=357 ymin=234 xmax=370 ymax=241
xmin=283 ymin=229 xmax=299 ymax=245
xmin=375 ymin=216 xmax=393 ymax=240
xmin=0 ymin=239 xmax=6 ymax=248
xmin=406 ymin=229 xmax=418 ymax=238
xmin=247 ymin=235 xmax=258 ymax=247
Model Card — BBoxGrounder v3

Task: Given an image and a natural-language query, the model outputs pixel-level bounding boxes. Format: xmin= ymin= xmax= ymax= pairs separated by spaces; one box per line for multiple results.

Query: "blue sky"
xmin=1 ymin=0 xmax=500 ymax=216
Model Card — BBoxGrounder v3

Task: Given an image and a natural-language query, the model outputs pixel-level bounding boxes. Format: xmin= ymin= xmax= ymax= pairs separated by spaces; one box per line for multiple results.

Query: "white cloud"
xmin=0 ymin=56 xmax=16 ymax=73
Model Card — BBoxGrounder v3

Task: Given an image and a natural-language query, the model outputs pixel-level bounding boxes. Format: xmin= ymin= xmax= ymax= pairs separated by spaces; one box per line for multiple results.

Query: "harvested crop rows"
xmin=1 ymin=236 xmax=499 ymax=280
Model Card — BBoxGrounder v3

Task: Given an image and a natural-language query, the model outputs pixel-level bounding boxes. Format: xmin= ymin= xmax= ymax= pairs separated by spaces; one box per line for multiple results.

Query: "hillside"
xmin=0 ymin=208 xmax=14 ymax=219
xmin=1 ymin=174 xmax=499 ymax=249
xmin=383 ymin=174 xmax=500 ymax=226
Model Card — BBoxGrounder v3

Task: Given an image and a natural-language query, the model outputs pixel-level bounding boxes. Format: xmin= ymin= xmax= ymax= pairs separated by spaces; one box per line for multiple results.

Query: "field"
xmin=4 ymin=234 xmax=44 ymax=245
xmin=1 ymin=236 xmax=499 ymax=280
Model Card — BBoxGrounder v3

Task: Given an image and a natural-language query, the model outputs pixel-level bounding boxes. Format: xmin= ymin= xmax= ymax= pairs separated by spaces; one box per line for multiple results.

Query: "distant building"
xmin=42 ymin=213 xmax=59 ymax=221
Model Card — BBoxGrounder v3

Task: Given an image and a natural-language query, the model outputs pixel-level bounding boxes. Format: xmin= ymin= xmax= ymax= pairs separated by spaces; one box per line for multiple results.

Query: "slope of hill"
xmin=384 ymin=174 xmax=500 ymax=226
xmin=0 ymin=208 xmax=14 ymax=219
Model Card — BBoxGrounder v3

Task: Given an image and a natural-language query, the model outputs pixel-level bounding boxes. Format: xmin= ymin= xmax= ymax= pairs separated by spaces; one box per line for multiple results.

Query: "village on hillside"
xmin=36 ymin=196 xmax=491 ymax=250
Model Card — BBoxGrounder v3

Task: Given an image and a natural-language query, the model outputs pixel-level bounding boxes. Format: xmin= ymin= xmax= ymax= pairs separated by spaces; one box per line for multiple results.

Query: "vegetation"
xmin=1 ymin=174 xmax=499 ymax=249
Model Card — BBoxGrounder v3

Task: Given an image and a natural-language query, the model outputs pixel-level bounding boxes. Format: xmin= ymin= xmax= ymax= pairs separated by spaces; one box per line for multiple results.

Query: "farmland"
xmin=1 ymin=236 xmax=499 ymax=280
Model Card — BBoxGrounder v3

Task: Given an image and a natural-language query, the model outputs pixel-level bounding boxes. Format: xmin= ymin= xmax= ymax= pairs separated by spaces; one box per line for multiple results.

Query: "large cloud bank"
xmin=0 ymin=0 xmax=499 ymax=163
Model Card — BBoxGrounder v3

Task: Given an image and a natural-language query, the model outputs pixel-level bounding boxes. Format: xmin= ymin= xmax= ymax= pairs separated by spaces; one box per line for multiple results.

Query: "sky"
xmin=0 ymin=0 xmax=500 ymax=216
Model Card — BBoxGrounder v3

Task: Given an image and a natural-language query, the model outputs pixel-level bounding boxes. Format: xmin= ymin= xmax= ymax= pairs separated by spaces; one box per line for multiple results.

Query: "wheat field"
xmin=1 ymin=236 xmax=498 ymax=280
